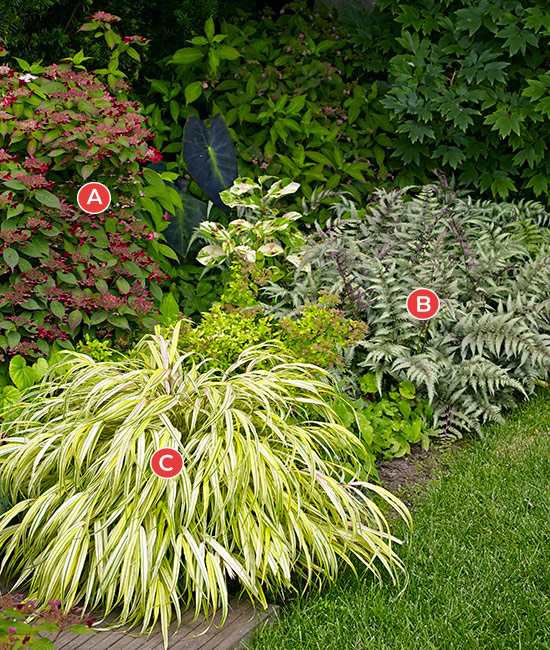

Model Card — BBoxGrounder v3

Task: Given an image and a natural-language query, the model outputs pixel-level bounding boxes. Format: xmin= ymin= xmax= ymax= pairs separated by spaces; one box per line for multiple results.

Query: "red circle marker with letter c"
xmin=406 ymin=288 xmax=440 ymax=320
xmin=151 ymin=448 xmax=184 ymax=479
xmin=77 ymin=182 xmax=111 ymax=214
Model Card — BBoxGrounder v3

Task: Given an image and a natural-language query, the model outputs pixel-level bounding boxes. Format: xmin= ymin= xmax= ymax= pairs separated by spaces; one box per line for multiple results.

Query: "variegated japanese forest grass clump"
xmin=0 ymin=321 xmax=410 ymax=647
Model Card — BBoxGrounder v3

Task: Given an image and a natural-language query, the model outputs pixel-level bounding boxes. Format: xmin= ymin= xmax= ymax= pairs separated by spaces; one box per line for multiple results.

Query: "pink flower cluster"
xmin=89 ymin=11 xmax=120 ymax=24
xmin=122 ymin=35 xmax=149 ymax=45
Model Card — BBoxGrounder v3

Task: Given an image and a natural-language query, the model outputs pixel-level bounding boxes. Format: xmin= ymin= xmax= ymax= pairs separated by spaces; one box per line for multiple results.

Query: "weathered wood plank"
xmin=168 ymin=601 xmax=255 ymax=650
xmin=193 ymin=604 xmax=264 ymax=650
xmin=37 ymin=597 xmax=279 ymax=649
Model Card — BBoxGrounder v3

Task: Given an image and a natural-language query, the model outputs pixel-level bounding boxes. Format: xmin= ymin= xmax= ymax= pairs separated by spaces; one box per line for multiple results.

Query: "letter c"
xmin=159 ymin=454 xmax=174 ymax=472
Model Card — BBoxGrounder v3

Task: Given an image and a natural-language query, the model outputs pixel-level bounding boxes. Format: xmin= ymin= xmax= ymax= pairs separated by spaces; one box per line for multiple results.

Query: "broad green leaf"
xmin=7 ymin=202 xmax=24 ymax=218
xmin=159 ymin=292 xmax=180 ymax=325
xmin=208 ymin=49 xmax=220 ymax=75
xmin=204 ymin=16 xmax=215 ymax=41
xmin=3 ymin=179 xmax=26 ymax=190
xmin=7 ymin=330 xmax=21 ymax=348
xmin=95 ymin=279 xmax=109 ymax=295
xmin=31 ymin=358 xmax=49 ymax=381
xmin=171 ymin=48 xmax=202 ymax=65
xmin=286 ymin=94 xmax=307 ymax=115
xmin=35 ymin=189 xmax=61 ymax=209
xmin=484 ymin=107 xmax=522 ymax=137
xmin=29 ymin=639 xmax=55 ymax=649
xmin=217 ymin=45 xmax=241 ymax=61
xmin=81 ymin=163 xmax=94 ymax=180
xmin=190 ymin=36 xmax=208 ymax=46
xmin=525 ymin=173 xmax=548 ymax=196
xmin=107 ymin=314 xmax=130 ymax=329
xmin=306 ymin=151 xmax=333 ymax=167
xmin=399 ymin=380 xmax=416 ymax=399
xmin=3 ymin=248 xmax=18 ymax=270
xmin=116 ymin=278 xmax=131 ymax=294
xmin=184 ymin=81 xmax=203 ymax=105
xmin=68 ymin=309 xmax=83 ymax=334
xmin=9 ymin=355 xmax=35 ymax=390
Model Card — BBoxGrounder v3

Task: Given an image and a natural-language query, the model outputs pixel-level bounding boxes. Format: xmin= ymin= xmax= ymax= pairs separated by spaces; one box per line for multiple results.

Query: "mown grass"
xmin=244 ymin=389 xmax=550 ymax=650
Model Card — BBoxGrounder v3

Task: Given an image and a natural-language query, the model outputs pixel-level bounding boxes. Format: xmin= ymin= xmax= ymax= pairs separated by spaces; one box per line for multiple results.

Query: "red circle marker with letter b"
xmin=151 ymin=448 xmax=184 ymax=479
xmin=77 ymin=182 xmax=111 ymax=214
xmin=406 ymin=288 xmax=440 ymax=320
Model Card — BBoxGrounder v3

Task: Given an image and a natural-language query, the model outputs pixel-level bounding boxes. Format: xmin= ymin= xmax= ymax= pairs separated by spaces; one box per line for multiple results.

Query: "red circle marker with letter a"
xmin=151 ymin=448 xmax=183 ymax=479
xmin=406 ymin=288 xmax=440 ymax=320
xmin=77 ymin=182 xmax=111 ymax=214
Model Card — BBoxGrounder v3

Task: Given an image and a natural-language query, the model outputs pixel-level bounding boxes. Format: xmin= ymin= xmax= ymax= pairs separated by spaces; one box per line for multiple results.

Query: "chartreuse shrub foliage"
xmin=256 ymin=184 xmax=550 ymax=442
xmin=0 ymin=322 xmax=410 ymax=646
xmin=174 ymin=294 xmax=368 ymax=375
xmin=143 ymin=1 xmax=395 ymax=223
xmin=0 ymin=57 xmax=187 ymax=363
xmin=343 ymin=0 xmax=550 ymax=205
xmin=154 ymin=285 xmax=432 ymax=465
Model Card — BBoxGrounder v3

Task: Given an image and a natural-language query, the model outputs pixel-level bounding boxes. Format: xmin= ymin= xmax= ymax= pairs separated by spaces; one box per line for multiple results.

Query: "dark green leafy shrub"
xmin=143 ymin=1 xmax=396 ymax=226
xmin=343 ymin=0 xmax=550 ymax=205
xmin=257 ymin=183 xmax=550 ymax=441
xmin=0 ymin=59 xmax=183 ymax=361
xmin=163 ymin=263 xmax=229 ymax=323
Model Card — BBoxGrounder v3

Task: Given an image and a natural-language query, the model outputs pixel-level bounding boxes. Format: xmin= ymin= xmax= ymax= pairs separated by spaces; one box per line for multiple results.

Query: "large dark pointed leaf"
xmin=144 ymin=163 xmax=197 ymax=259
xmin=146 ymin=161 xmax=167 ymax=173
xmin=183 ymin=114 xmax=238 ymax=213
xmin=162 ymin=187 xmax=207 ymax=259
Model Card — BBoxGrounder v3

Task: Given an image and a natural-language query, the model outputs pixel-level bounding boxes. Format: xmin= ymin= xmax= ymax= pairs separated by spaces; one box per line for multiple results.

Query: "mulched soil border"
xmin=375 ymin=440 xmax=467 ymax=515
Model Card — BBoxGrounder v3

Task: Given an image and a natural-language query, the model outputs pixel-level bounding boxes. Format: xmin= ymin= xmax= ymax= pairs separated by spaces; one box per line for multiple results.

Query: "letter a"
xmin=87 ymin=188 xmax=102 ymax=205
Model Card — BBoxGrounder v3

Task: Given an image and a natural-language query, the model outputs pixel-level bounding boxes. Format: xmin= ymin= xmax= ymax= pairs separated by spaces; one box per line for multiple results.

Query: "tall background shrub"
xmin=342 ymin=0 xmax=550 ymax=205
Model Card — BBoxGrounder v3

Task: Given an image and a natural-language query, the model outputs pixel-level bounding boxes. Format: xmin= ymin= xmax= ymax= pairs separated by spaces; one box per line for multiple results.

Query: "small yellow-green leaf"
xmin=185 ymin=81 xmax=203 ymax=105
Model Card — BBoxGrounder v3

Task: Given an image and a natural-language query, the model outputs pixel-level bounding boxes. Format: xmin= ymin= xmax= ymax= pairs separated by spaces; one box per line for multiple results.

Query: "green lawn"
xmin=244 ymin=390 xmax=550 ymax=650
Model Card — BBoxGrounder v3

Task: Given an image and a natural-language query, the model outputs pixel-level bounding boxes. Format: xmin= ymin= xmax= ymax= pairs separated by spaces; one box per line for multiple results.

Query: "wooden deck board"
xmin=32 ymin=596 xmax=279 ymax=649
xmin=169 ymin=602 xmax=255 ymax=650
xmin=194 ymin=605 xmax=263 ymax=650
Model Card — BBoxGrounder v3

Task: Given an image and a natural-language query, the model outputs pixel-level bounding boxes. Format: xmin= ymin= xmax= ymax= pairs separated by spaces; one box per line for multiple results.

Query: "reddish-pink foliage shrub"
xmin=0 ymin=61 xmax=177 ymax=360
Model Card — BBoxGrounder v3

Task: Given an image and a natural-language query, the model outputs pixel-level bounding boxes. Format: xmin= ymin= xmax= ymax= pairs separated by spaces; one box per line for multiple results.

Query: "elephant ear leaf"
xmin=162 ymin=184 xmax=207 ymax=259
xmin=145 ymin=161 xmax=167 ymax=174
xmin=183 ymin=114 xmax=238 ymax=214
